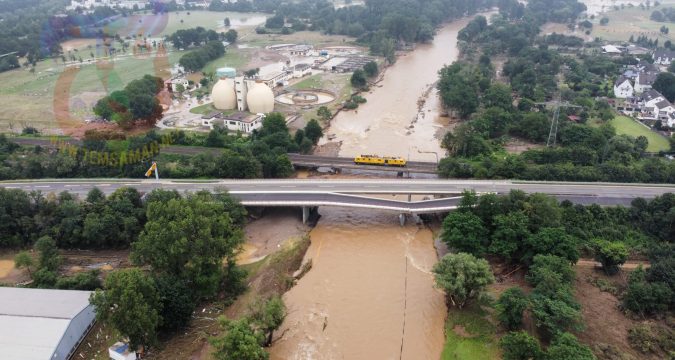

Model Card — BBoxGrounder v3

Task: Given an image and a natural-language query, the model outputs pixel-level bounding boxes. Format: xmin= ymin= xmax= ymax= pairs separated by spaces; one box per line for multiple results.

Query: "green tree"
xmin=546 ymin=333 xmax=596 ymax=360
xmin=432 ymin=253 xmax=494 ymax=308
xmin=499 ymin=331 xmax=542 ymax=360
xmin=211 ymin=318 xmax=268 ymax=360
xmin=250 ymin=296 xmax=286 ymax=346
xmin=484 ymin=83 xmax=513 ymax=111
xmin=317 ymin=106 xmax=331 ymax=121
xmin=489 ymin=211 xmax=531 ymax=261
xmin=530 ymin=292 xmax=583 ymax=337
xmin=304 ymin=119 xmax=323 ymax=144
xmin=90 ymin=269 xmax=161 ymax=350
xmin=522 ymin=227 xmax=579 ymax=265
xmin=350 ymin=69 xmax=367 ymax=88
xmin=224 ymin=29 xmax=238 ymax=43
xmin=363 ymin=61 xmax=378 ymax=77
xmin=526 ymin=255 xmax=576 ymax=288
xmin=652 ymin=72 xmax=675 ymax=102
xmin=131 ymin=194 xmax=244 ymax=299
xmin=496 ymin=287 xmax=529 ymax=330
xmin=14 ymin=251 xmax=34 ymax=277
xmin=592 ymin=239 xmax=628 ymax=275
xmin=155 ymin=274 xmax=195 ymax=332
xmin=441 ymin=211 xmax=488 ymax=255
xmin=35 ymin=235 xmax=60 ymax=272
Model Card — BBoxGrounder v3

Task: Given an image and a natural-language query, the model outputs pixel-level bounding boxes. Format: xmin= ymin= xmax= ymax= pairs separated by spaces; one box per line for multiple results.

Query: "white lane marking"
xmin=65 ymin=185 xmax=80 ymax=188
xmin=35 ymin=185 xmax=51 ymax=188
xmin=5 ymin=186 xmax=18 ymax=189
xmin=99 ymin=184 xmax=111 ymax=187
xmin=280 ymin=185 xmax=297 ymax=188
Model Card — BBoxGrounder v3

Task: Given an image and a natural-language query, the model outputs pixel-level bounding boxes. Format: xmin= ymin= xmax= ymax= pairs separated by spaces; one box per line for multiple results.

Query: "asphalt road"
xmin=1 ymin=179 xmax=672 ymax=213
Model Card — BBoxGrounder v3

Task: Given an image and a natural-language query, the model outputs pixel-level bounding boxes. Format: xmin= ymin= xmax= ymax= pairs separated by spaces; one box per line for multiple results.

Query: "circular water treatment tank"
xmin=246 ymin=81 xmax=275 ymax=113
xmin=216 ymin=67 xmax=236 ymax=78
xmin=211 ymin=77 xmax=236 ymax=110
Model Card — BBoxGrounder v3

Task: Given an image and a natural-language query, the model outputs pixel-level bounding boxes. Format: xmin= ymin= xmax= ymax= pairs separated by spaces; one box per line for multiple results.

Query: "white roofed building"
xmin=0 ymin=287 xmax=96 ymax=360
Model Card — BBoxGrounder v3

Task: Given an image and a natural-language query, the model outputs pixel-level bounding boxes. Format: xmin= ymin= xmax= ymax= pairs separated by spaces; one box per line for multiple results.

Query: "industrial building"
xmin=211 ymin=77 xmax=275 ymax=114
xmin=0 ymin=287 xmax=96 ymax=360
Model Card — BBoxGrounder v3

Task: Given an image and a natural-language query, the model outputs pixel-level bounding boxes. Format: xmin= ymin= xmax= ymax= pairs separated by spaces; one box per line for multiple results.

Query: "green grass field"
xmin=591 ymin=4 xmax=675 ymax=42
xmin=203 ymin=51 xmax=249 ymax=74
xmin=610 ymin=116 xmax=671 ymax=152
xmin=106 ymin=11 xmax=266 ymax=38
xmin=441 ymin=303 xmax=500 ymax=360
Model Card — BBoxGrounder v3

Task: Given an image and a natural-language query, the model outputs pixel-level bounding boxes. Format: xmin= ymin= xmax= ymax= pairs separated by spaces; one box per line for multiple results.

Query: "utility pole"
xmin=535 ymin=101 xmax=583 ymax=147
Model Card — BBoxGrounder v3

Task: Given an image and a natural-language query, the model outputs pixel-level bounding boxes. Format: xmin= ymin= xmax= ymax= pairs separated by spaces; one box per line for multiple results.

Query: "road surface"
xmin=1 ymin=179 xmax=672 ymax=213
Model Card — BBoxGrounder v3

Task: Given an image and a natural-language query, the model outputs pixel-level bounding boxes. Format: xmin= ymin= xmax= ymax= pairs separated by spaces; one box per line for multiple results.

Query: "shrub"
xmin=499 ymin=331 xmax=542 ymax=360
xmin=496 ymin=287 xmax=529 ymax=330
xmin=432 ymin=253 xmax=494 ymax=308
xmin=441 ymin=211 xmax=489 ymax=256
xmin=546 ymin=332 xmax=596 ymax=360
xmin=593 ymin=239 xmax=629 ymax=275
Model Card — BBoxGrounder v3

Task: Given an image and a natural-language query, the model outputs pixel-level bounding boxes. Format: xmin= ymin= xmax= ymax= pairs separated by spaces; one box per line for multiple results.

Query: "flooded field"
xmin=321 ymin=18 xmax=478 ymax=162
xmin=269 ymin=207 xmax=446 ymax=360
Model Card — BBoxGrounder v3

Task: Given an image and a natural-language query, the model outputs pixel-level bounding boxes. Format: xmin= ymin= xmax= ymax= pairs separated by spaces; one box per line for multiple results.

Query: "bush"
xmin=546 ymin=332 xmax=596 ymax=360
xmin=499 ymin=331 xmax=542 ymax=360
xmin=628 ymin=325 xmax=658 ymax=353
xmin=530 ymin=292 xmax=583 ymax=337
xmin=156 ymin=275 xmax=195 ymax=333
xmin=623 ymin=267 xmax=673 ymax=316
xmin=526 ymin=255 xmax=575 ymax=288
xmin=593 ymin=239 xmax=629 ymax=275
xmin=496 ymin=287 xmax=529 ymax=330
xmin=55 ymin=270 xmax=102 ymax=290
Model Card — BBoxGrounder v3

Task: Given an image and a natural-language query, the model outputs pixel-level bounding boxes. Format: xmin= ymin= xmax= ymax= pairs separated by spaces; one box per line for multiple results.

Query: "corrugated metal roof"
xmin=0 ymin=287 xmax=92 ymax=319
xmin=0 ymin=288 xmax=94 ymax=360
xmin=0 ymin=315 xmax=70 ymax=360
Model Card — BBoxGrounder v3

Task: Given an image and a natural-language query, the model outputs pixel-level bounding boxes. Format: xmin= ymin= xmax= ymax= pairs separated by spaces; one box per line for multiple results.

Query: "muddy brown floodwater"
xmin=269 ymin=207 xmax=446 ymax=360
xmin=321 ymin=18 xmax=479 ymax=162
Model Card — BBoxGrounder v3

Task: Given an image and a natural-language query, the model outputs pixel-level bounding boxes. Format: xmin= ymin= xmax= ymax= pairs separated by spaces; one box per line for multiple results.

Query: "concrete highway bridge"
xmin=2 ymin=179 xmax=672 ymax=224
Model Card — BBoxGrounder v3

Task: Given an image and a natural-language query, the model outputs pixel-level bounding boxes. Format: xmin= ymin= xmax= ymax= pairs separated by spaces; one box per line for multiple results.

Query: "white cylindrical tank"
xmin=246 ymin=80 xmax=275 ymax=114
xmin=211 ymin=77 xmax=236 ymax=110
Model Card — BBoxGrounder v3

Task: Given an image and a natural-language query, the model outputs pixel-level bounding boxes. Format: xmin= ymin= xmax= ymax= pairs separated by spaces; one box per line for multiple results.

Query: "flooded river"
xmin=269 ymin=208 xmax=446 ymax=360
xmin=321 ymin=18 xmax=478 ymax=162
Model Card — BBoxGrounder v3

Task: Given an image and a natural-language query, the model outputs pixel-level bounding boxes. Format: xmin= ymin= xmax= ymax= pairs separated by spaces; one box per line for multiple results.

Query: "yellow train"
xmin=354 ymin=155 xmax=407 ymax=167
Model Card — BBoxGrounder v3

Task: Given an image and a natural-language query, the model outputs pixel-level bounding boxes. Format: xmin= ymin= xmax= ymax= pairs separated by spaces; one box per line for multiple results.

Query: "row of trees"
xmin=0 ymin=113 xmax=300 ymax=181
xmin=93 ymin=75 xmax=165 ymax=127
xmin=178 ymin=40 xmax=226 ymax=72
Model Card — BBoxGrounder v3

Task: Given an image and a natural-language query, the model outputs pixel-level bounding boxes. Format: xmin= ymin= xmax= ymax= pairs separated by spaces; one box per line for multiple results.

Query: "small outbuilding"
xmin=0 ymin=287 xmax=96 ymax=360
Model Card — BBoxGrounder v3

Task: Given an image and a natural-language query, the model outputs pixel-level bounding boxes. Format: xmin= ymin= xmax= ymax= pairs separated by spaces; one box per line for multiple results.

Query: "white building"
xmin=613 ymin=76 xmax=634 ymax=98
xmin=0 ymin=287 xmax=96 ymax=360
xmin=67 ymin=0 xmax=148 ymax=10
xmin=602 ymin=45 xmax=622 ymax=54
xmin=170 ymin=78 xmax=189 ymax=92
xmin=202 ymin=111 xmax=264 ymax=133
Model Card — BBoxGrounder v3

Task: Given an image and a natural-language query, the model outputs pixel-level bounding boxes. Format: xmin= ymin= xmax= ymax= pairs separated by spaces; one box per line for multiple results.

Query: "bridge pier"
xmin=302 ymin=206 xmax=319 ymax=224
xmin=399 ymin=213 xmax=406 ymax=226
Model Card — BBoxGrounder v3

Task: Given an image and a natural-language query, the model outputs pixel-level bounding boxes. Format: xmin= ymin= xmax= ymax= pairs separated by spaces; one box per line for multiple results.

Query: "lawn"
xmin=106 ymin=11 xmax=267 ymax=38
xmin=441 ymin=303 xmax=500 ymax=360
xmin=202 ymin=50 xmax=249 ymax=74
xmin=590 ymin=4 xmax=675 ymax=42
xmin=610 ymin=116 xmax=671 ymax=152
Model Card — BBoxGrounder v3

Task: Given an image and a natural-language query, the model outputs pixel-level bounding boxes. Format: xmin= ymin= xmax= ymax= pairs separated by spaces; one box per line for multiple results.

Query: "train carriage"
xmin=354 ymin=155 xmax=407 ymax=167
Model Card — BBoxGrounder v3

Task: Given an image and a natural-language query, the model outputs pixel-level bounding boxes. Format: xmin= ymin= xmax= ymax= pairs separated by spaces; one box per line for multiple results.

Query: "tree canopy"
xmin=433 ymin=252 xmax=494 ymax=308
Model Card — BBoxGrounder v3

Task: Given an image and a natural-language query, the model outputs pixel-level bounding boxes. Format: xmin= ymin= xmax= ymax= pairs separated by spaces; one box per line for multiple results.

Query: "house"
xmin=613 ymin=75 xmax=634 ymax=98
xmin=653 ymin=48 xmax=675 ymax=65
xmin=169 ymin=77 xmax=189 ymax=92
xmin=636 ymin=60 xmax=659 ymax=73
xmin=634 ymin=71 xmax=658 ymax=93
xmin=202 ymin=112 xmax=264 ymax=133
xmin=637 ymin=89 xmax=674 ymax=121
xmin=602 ymin=45 xmax=622 ymax=54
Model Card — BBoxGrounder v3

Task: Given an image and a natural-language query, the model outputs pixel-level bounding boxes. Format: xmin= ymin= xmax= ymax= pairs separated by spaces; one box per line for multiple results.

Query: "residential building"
xmin=653 ymin=48 xmax=675 ymax=65
xmin=613 ymin=75 xmax=634 ymax=98
xmin=634 ymin=71 xmax=658 ymax=93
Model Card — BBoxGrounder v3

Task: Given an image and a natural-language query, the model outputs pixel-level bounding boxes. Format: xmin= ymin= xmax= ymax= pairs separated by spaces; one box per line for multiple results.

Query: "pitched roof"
xmin=641 ymin=88 xmax=664 ymax=102
xmin=638 ymin=71 xmax=658 ymax=85
xmin=655 ymin=99 xmax=672 ymax=109
xmin=614 ymin=75 xmax=631 ymax=87
xmin=653 ymin=48 xmax=675 ymax=60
